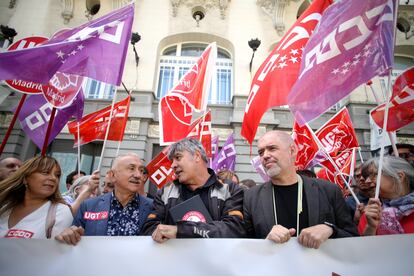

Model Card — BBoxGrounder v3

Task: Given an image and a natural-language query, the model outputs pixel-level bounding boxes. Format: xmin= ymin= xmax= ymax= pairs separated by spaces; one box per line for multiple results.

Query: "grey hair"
xmin=362 ymin=156 xmax=414 ymax=193
xmin=68 ymin=175 xmax=91 ymax=199
xmin=168 ymin=138 xmax=208 ymax=164
xmin=112 ymin=152 xmax=141 ymax=169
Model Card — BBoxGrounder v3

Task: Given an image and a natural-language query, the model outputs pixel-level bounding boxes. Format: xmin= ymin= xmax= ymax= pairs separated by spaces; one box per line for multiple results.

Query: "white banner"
xmin=0 ymin=235 xmax=413 ymax=276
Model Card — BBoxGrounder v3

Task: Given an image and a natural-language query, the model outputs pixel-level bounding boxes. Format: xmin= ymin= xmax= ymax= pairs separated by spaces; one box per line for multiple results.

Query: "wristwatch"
xmin=323 ymin=221 xmax=337 ymax=237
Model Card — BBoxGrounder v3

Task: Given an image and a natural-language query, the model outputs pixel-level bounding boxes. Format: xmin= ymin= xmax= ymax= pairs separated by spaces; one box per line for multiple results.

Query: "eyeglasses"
xmin=399 ymin=152 xmax=414 ymax=159
xmin=361 ymin=171 xmax=378 ymax=180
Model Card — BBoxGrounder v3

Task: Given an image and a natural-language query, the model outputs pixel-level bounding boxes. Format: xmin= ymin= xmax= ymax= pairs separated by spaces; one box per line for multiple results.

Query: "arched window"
xmin=157 ymin=42 xmax=233 ymax=104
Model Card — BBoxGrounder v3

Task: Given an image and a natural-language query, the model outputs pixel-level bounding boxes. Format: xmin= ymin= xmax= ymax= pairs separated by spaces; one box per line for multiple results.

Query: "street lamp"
xmin=248 ymin=38 xmax=261 ymax=72
xmin=131 ymin=32 xmax=141 ymax=67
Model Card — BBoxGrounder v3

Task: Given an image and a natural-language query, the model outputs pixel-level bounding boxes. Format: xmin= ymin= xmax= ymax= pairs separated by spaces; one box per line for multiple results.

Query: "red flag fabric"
xmin=187 ymin=111 xmax=212 ymax=157
xmin=147 ymin=147 xmax=175 ymax=189
xmin=159 ymin=43 xmax=216 ymax=145
xmin=68 ymin=96 xmax=130 ymax=146
xmin=241 ymin=0 xmax=332 ymax=145
xmin=371 ymin=66 xmax=414 ymax=131
xmin=316 ymin=167 xmax=335 ymax=183
xmin=319 ymin=149 xmax=354 ymax=189
xmin=292 ymin=121 xmax=319 ymax=170
xmin=316 ymin=107 xmax=359 ymax=158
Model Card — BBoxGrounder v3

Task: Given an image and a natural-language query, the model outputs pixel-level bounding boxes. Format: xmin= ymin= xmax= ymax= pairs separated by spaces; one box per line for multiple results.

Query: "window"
xmin=157 ymin=43 xmax=233 ymax=105
xmin=82 ymin=78 xmax=116 ymax=99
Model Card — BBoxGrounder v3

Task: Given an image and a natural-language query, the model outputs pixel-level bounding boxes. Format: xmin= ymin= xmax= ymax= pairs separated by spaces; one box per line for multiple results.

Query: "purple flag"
xmin=250 ymin=155 xmax=270 ymax=182
xmin=18 ymin=91 xmax=84 ymax=149
xmin=288 ymin=0 xmax=395 ymax=125
xmin=0 ymin=4 xmax=134 ymax=86
xmin=211 ymin=133 xmax=236 ymax=172
xmin=209 ymin=136 xmax=219 ymax=167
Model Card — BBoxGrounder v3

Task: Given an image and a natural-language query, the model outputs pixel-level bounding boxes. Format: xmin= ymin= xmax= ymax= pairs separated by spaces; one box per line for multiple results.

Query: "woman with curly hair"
xmin=0 ymin=156 xmax=72 ymax=239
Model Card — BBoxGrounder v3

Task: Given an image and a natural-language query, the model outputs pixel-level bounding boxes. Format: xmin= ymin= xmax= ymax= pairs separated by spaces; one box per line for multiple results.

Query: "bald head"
xmin=112 ymin=153 xmax=141 ymax=170
xmin=0 ymin=157 xmax=22 ymax=181
xmin=258 ymin=131 xmax=297 ymax=184
xmin=259 ymin=131 xmax=294 ymax=147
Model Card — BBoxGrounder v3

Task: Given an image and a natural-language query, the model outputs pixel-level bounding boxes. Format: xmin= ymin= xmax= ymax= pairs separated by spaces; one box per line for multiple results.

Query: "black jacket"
xmin=243 ymin=175 xmax=359 ymax=239
xmin=141 ymin=169 xmax=245 ymax=238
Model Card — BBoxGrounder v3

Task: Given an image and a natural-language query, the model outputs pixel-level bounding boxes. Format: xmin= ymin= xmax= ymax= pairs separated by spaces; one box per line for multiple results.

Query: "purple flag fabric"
xmin=288 ymin=0 xmax=395 ymax=125
xmin=250 ymin=155 xmax=270 ymax=182
xmin=18 ymin=91 xmax=84 ymax=149
xmin=211 ymin=133 xmax=236 ymax=172
xmin=0 ymin=4 xmax=134 ymax=86
xmin=209 ymin=136 xmax=219 ymax=167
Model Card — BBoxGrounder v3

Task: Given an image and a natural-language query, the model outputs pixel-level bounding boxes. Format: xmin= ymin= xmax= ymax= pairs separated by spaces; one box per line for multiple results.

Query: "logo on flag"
xmin=67 ymin=96 xmax=130 ymax=146
xmin=371 ymin=66 xmax=414 ymax=131
xmin=159 ymin=43 xmax=216 ymax=145
xmin=241 ymin=0 xmax=332 ymax=145
xmin=211 ymin=133 xmax=236 ymax=172
xmin=292 ymin=122 xmax=319 ymax=170
xmin=0 ymin=4 xmax=135 ymax=86
xmin=288 ymin=0 xmax=396 ymax=125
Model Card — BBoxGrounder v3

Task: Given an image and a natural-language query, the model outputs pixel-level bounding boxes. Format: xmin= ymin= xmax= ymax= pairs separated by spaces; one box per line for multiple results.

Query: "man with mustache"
xmin=142 ymin=138 xmax=244 ymax=242
xmin=56 ymin=153 xmax=153 ymax=245
xmin=243 ymin=131 xmax=358 ymax=249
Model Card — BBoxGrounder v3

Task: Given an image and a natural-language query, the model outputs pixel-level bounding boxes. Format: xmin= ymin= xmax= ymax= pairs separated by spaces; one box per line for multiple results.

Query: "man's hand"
xmin=363 ymin=198 xmax=382 ymax=236
xmin=55 ymin=226 xmax=85 ymax=245
xmin=152 ymin=224 xmax=178 ymax=243
xmin=298 ymin=224 xmax=333 ymax=249
xmin=266 ymin=225 xmax=296 ymax=244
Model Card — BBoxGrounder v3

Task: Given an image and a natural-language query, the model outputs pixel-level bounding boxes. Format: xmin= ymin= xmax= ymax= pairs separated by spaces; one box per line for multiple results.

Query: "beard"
xmin=264 ymin=163 xmax=282 ymax=178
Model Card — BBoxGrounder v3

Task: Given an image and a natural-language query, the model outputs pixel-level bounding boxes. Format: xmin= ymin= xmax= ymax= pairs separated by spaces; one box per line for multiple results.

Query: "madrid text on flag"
xmin=0 ymin=4 xmax=134 ymax=86
xmin=288 ymin=0 xmax=396 ymax=126
xmin=241 ymin=0 xmax=332 ymax=145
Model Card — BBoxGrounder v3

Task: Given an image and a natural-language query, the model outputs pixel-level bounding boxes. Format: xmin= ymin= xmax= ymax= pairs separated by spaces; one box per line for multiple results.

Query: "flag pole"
xmin=374 ymin=0 xmax=399 ymax=199
xmin=0 ymin=93 xmax=27 ymax=156
xmin=97 ymin=89 xmax=118 ymax=171
xmin=306 ymin=123 xmax=360 ymax=205
xmin=77 ymin=122 xmax=81 ymax=176
xmin=367 ymin=80 xmax=398 ymax=157
xmin=41 ymin=107 xmax=57 ymax=156
xmin=357 ymin=147 xmax=364 ymax=163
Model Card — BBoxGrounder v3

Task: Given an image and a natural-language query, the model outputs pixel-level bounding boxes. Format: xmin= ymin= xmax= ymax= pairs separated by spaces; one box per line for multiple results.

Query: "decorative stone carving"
xmin=9 ymin=0 xmax=16 ymax=9
xmin=112 ymin=0 xmax=130 ymax=10
xmin=61 ymin=0 xmax=74 ymax=24
xmin=170 ymin=0 xmax=230 ymax=19
xmin=126 ymin=119 xmax=140 ymax=134
xmin=148 ymin=124 xmax=160 ymax=138
xmin=257 ymin=0 xmax=299 ymax=36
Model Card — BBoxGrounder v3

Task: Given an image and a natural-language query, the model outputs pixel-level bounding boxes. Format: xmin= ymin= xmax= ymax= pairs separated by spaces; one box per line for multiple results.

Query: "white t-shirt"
xmin=0 ymin=201 xmax=73 ymax=239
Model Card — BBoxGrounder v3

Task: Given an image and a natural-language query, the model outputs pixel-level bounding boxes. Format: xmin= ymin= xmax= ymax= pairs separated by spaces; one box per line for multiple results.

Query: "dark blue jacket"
xmin=73 ymin=192 xmax=153 ymax=236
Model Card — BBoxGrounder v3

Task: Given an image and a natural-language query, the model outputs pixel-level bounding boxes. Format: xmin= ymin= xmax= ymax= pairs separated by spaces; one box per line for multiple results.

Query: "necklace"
xmin=272 ymin=174 xmax=303 ymax=233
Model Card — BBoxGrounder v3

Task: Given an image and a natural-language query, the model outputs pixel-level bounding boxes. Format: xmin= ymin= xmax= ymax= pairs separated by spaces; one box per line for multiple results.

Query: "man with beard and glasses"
xmin=141 ymin=138 xmax=245 ymax=242
xmin=56 ymin=153 xmax=153 ymax=245
xmin=243 ymin=131 xmax=358 ymax=249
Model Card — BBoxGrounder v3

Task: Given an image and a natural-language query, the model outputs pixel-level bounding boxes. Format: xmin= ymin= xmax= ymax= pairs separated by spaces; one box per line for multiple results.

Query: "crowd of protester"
xmin=0 ymin=136 xmax=413 ymax=248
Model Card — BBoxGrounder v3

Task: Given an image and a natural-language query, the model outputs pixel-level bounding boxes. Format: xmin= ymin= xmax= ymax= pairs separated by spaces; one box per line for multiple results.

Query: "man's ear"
xmin=108 ymin=169 xmax=115 ymax=181
xmin=194 ymin=150 xmax=202 ymax=162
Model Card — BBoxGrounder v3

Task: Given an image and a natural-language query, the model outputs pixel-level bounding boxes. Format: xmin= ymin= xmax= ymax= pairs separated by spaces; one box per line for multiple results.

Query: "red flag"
xmin=371 ymin=66 xmax=414 ymax=131
xmin=241 ymin=0 xmax=332 ymax=145
xmin=316 ymin=107 xmax=359 ymax=158
xmin=68 ymin=96 xmax=130 ymax=146
xmin=316 ymin=167 xmax=335 ymax=183
xmin=159 ymin=43 xmax=217 ymax=145
xmin=187 ymin=111 xmax=212 ymax=157
xmin=319 ymin=149 xmax=354 ymax=189
xmin=147 ymin=147 xmax=175 ymax=189
xmin=292 ymin=121 xmax=319 ymax=170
